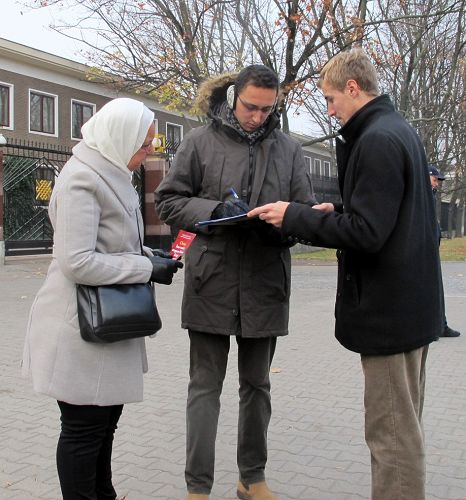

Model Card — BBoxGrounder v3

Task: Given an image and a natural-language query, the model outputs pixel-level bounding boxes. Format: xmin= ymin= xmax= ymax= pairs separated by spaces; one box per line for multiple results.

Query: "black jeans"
xmin=185 ymin=330 xmax=277 ymax=494
xmin=56 ymin=401 xmax=123 ymax=500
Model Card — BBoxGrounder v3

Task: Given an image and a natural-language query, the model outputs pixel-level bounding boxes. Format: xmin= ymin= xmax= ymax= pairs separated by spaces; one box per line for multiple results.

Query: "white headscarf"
xmin=81 ymin=98 xmax=154 ymax=174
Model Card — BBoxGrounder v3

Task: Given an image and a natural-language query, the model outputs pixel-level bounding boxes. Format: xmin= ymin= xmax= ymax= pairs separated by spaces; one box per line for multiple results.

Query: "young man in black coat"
xmin=249 ymin=49 xmax=442 ymax=500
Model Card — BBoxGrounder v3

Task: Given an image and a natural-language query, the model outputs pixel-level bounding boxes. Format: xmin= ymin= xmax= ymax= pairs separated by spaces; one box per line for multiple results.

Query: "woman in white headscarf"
xmin=22 ymin=98 xmax=182 ymax=500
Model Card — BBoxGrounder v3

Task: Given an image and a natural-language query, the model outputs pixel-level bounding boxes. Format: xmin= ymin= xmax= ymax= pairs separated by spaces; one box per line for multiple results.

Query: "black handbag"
xmin=77 ymin=214 xmax=162 ymax=343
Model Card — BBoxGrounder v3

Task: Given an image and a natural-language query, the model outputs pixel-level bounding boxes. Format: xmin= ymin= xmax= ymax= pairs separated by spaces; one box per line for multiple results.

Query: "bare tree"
xmin=29 ymin=0 xmax=464 ymax=116
xmin=371 ymin=0 xmax=465 ymax=236
xmin=29 ymin=0 xmax=466 ymax=234
xmin=31 ymin=0 xmax=246 ymax=109
xmin=29 ymin=0 xmax=381 ymax=126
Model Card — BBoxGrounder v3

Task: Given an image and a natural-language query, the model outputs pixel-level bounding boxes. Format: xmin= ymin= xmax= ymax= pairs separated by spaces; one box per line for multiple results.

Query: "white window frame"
xmin=323 ymin=160 xmax=331 ymax=178
xmin=303 ymin=156 xmax=311 ymax=173
xmin=71 ymin=99 xmax=96 ymax=140
xmin=166 ymin=121 xmax=183 ymax=144
xmin=29 ymin=89 xmax=58 ymax=137
xmin=313 ymin=158 xmax=321 ymax=177
xmin=0 ymin=81 xmax=14 ymax=130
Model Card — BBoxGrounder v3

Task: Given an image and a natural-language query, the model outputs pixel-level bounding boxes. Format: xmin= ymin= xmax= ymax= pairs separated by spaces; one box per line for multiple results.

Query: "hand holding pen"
xmin=227 ymin=187 xmax=249 ymax=213
xmin=210 ymin=187 xmax=250 ymax=219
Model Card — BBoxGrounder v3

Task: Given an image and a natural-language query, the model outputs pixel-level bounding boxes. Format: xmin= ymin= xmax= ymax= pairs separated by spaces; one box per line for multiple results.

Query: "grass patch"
xmin=292 ymin=248 xmax=337 ymax=262
xmin=292 ymin=237 xmax=466 ymax=263
xmin=440 ymin=236 xmax=466 ymax=261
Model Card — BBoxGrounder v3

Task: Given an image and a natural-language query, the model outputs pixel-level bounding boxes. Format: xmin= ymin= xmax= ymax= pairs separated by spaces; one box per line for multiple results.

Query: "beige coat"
xmin=22 ymin=142 xmax=154 ymax=405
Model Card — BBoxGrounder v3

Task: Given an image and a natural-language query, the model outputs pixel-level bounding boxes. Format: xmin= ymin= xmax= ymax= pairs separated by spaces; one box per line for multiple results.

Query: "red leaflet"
xmin=169 ymin=230 xmax=197 ymax=260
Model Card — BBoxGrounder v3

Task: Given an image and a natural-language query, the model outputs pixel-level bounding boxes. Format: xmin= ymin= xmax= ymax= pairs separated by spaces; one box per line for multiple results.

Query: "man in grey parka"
xmin=155 ymin=65 xmax=315 ymax=500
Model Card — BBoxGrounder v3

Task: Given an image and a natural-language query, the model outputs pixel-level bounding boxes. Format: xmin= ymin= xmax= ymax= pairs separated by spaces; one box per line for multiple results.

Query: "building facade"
xmin=0 ymin=38 xmax=200 ymax=149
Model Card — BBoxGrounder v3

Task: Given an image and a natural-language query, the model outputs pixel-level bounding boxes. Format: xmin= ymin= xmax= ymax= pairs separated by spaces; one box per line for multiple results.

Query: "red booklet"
xmin=170 ymin=230 xmax=196 ymax=259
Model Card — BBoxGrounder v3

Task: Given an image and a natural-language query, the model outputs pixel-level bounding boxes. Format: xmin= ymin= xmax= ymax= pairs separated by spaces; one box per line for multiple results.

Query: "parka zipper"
xmin=246 ymin=143 xmax=255 ymax=204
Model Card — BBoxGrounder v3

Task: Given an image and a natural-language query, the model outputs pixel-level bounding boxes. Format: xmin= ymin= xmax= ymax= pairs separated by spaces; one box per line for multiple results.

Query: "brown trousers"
xmin=361 ymin=345 xmax=429 ymax=500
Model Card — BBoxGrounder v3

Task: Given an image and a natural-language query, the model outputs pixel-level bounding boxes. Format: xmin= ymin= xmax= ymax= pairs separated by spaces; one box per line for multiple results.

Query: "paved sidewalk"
xmin=0 ymin=258 xmax=465 ymax=500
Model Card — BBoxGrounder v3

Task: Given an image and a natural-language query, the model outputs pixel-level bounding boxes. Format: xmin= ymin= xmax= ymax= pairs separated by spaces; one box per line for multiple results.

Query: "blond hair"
xmin=318 ymin=49 xmax=379 ymax=96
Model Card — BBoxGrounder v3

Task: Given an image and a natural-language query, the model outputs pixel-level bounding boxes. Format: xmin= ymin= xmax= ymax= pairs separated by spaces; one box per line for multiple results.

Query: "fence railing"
xmin=3 ymin=138 xmax=72 ymax=161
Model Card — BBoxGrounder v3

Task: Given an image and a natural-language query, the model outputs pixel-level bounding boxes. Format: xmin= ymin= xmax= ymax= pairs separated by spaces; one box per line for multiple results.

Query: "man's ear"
xmin=346 ymin=79 xmax=360 ymax=97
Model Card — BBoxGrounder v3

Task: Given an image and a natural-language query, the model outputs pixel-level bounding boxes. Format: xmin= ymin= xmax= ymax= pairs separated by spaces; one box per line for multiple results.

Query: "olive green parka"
xmin=155 ymin=73 xmax=316 ymax=337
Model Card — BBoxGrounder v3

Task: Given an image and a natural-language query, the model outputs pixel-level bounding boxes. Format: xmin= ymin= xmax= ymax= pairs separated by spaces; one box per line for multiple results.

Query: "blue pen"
xmin=229 ymin=187 xmax=239 ymax=199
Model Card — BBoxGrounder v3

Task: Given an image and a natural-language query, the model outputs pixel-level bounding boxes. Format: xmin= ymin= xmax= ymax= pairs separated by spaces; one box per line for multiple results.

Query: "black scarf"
xmin=225 ymin=105 xmax=268 ymax=145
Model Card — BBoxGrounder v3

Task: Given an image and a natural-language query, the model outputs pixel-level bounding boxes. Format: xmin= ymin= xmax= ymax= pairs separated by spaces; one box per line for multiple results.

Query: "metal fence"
xmin=1 ymin=139 xmax=148 ymax=257
xmin=2 ymin=140 xmax=72 ymax=257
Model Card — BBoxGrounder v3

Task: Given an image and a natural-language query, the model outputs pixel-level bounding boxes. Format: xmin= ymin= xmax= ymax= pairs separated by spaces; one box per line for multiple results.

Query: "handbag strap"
xmin=136 ymin=211 xmax=144 ymax=256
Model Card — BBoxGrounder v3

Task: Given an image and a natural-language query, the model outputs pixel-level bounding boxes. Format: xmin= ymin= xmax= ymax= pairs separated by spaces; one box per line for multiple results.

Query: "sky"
xmin=2 ymin=0 xmax=89 ymax=61
xmin=1 ymin=0 xmax=316 ymax=134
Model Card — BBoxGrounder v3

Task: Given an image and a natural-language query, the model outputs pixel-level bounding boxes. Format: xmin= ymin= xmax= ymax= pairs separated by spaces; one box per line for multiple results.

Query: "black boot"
xmin=440 ymin=325 xmax=461 ymax=337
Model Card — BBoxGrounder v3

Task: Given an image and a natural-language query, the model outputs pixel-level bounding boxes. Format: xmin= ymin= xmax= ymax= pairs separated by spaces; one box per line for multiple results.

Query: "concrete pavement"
xmin=0 ymin=258 xmax=465 ymax=499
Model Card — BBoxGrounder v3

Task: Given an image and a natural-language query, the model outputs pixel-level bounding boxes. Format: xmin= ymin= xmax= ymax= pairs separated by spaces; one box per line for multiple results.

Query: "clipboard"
xmin=195 ymin=213 xmax=257 ymax=227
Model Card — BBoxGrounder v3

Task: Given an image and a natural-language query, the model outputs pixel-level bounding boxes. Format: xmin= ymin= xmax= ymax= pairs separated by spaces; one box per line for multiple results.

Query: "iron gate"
xmin=3 ymin=142 xmax=71 ymax=257
xmin=2 ymin=140 xmax=145 ymax=257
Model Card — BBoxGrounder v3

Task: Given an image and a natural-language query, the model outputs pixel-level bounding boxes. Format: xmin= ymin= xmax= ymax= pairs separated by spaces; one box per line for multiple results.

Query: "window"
xmin=166 ymin=122 xmax=183 ymax=146
xmin=153 ymin=118 xmax=158 ymax=134
xmin=71 ymin=100 xmax=95 ymax=139
xmin=323 ymin=161 xmax=331 ymax=178
xmin=304 ymin=156 xmax=311 ymax=173
xmin=29 ymin=90 xmax=57 ymax=135
xmin=313 ymin=158 xmax=321 ymax=177
xmin=0 ymin=83 xmax=13 ymax=129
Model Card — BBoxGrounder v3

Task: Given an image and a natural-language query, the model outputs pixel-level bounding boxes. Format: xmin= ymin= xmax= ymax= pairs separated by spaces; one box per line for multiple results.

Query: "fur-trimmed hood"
xmin=194 ymin=71 xmax=281 ymax=134
xmin=194 ymin=72 xmax=238 ymax=116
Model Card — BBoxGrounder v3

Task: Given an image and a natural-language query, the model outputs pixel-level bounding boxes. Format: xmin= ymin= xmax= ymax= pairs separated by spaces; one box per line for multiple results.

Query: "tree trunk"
xmin=281 ymin=108 xmax=290 ymax=135
xmin=447 ymin=196 xmax=458 ymax=238
xmin=455 ymin=195 xmax=465 ymax=238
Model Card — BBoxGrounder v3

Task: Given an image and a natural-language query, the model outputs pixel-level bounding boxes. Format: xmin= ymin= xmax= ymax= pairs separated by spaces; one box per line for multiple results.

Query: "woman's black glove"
xmin=148 ymin=256 xmax=183 ymax=285
xmin=211 ymin=199 xmax=250 ymax=219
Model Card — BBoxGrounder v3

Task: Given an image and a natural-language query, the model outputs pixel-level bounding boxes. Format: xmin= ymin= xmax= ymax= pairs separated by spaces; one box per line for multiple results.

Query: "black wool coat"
xmin=282 ymin=95 xmax=443 ymax=355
